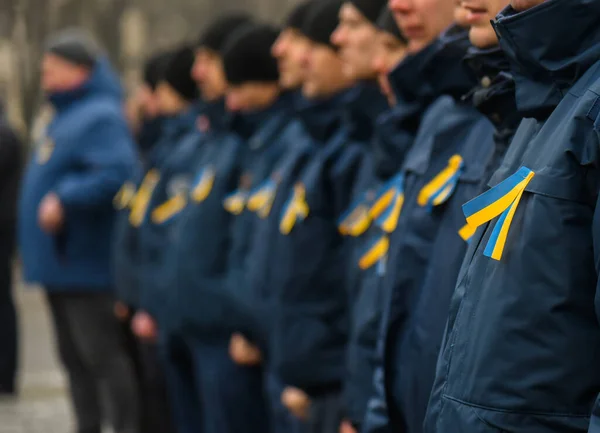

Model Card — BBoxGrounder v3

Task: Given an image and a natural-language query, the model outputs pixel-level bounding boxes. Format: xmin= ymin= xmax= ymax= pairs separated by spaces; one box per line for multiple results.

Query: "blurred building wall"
xmin=0 ymin=0 xmax=299 ymax=137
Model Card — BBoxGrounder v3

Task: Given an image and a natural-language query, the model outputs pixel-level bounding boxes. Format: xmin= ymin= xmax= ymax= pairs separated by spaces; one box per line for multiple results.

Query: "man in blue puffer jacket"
xmin=18 ymin=29 xmax=139 ymax=433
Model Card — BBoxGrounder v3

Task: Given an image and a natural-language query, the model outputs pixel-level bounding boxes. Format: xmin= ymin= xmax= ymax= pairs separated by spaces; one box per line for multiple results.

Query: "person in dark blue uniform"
xmin=116 ymin=46 xmax=200 ymax=433
xmin=226 ymin=3 xmax=316 ymax=433
xmin=264 ymin=2 xmax=378 ymax=432
xmin=18 ymin=28 xmax=140 ymax=433
xmin=361 ymin=1 xmax=497 ymax=432
xmin=331 ymin=4 xmax=418 ymax=433
xmin=130 ymin=46 xmax=208 ymax=433
xmin=129 ymin=14 xmax=252 ymax=433
xmin=422 ymin=0 xmax=600 ymax=432
xmin=368 ymin=1 xmax=520 ymax=433
xmin=158 ymin=21 xmax=302 ymax=433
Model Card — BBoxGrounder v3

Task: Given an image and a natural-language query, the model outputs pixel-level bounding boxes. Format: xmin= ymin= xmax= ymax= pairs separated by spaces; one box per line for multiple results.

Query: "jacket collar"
xmin=162 ymin=106 xmax=199 ymax=138
xmin=493 ymin=0 xmax=600 ymax=119
xmin=339 ymin=81 xmax=390 ymax=142
xmin=389 ymin=25 xmax=477 ymax=105
xmin=372 ymin=105 xmax=419 ymax=179
xmin=230 ymin=92 xmax=294 ymax=141
xmin=295 ymin=91 xmax=346 ymax=143
xmin=464 ymin=46 xmax=521 ymax=130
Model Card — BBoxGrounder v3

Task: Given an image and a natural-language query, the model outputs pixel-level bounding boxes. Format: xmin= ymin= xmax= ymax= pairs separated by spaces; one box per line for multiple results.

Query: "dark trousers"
xmin=305 ymin=392 xmax=343 ymax=433
xmin=46 ymin=291 xmax=140 ymax=433
xmin=0 ymin=234 xmax=17 ymax=393
xmin=122 ymin=314 xmax=176 ymax=433
xmin=162 ymin=334 xmax=269 ymax=433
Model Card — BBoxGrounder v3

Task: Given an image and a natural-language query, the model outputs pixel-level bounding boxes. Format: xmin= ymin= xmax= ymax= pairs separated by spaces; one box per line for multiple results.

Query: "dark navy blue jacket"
xmin=342 ymin=87 xmax=426 ymax=428
xmin=422 ymin=2 xmax=600 ymax=433
xmin=270 ymin=88 xmax=374 ymax=396
xmin=362 ymin=28 xmax=495 ymax=433
xmin=228 ymin=95 xmax=318 ymax=352
xmin=135 ymin=107 xmax=204 ymax=318
xmin=18 ymin=58 xmax=136 ymax=290
xmin=172 ymin=94 xmax=303 ymax=339
xmin=137 ymin=101 xmax=247 ymax=332
xmin=390 ymin=47 xmax=520 ymax=433
xmin=112 ymin=110 xmax=199 ymax=308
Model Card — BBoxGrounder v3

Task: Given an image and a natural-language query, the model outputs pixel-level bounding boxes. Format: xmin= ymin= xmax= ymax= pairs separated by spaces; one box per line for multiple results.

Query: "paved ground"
xmin=0 ymin=281 xmax=73 ymax=433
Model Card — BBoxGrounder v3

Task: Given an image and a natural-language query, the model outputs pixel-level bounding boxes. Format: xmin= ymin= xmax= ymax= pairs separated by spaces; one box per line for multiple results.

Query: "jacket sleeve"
xmin=589 ymin=125 xmax=600 ymax=433
xmin=55 ymin=116 xmax=136 ymax=210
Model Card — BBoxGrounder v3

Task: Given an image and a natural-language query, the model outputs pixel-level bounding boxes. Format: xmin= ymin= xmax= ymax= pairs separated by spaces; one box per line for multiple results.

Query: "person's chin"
xmin=469 ymin=27 xmax=499 ymax=49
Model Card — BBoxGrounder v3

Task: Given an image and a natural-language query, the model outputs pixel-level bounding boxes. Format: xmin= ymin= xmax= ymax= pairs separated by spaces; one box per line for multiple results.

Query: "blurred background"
xmin=0 ymin=0 xmax=300 ymax=137
xmin=0 ymin=2 xmax=300 ymax=431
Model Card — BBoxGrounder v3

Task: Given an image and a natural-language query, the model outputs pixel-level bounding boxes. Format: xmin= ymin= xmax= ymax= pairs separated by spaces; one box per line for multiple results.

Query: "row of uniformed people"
xmin=110 ymin=0 xmax=600 ymax=432
xmin=112 ymin=1 xmax=495 ymax=433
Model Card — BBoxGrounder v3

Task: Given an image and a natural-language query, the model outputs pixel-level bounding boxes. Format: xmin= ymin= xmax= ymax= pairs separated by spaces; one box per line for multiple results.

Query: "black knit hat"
xmin=302 ymin=0 xmax=343 ymax=49
xmin=143 ymin=50 xmax=174 ymax=91
xmin=46 ymin=28 xmax=101 ymax=69
xmin=222 ymin=23 xmax=280 ymax=85
xmin=163 ymin=46 xmax=199 ymax=101
xmin=348 ymin=0 xmax=387 ymax=24
xmin=376 ymin=9 xmax=407 ymax=44
xmin=285 ymin=0 xmax=315 ymax=30
xmin=197 ymin=13 xmax=254 ymax=53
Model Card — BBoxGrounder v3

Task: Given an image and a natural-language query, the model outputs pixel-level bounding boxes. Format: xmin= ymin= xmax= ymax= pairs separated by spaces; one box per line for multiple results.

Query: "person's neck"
xmin=246 ymin=86 xmax=281 ymax=111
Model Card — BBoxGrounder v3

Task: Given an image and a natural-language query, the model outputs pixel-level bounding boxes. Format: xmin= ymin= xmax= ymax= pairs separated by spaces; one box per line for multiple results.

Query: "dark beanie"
xmin=143 ymin=50 xmax=174 ymax=90
xmin=197 ymin=13 xmax=253 ymax=53
xmin=285 ymin=0 xmax=315 ymax=31
xmin=302 ymin=0 xmax=342 ymax=49
xmin=348 ymin=0 xmax=387 ymax=24
xmin=376 ymin=9 xmax=407 ymax=44
xmin=46 ymin=28 xmax=101 ymax=69
xmin=222 ymin=23 xmax=280 ymax=85
xmin=163 ymin=46 xmax=199 ymax=101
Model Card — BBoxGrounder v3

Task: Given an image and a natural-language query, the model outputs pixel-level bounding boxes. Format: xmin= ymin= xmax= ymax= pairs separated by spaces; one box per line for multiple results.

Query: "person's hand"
xmin=340 ymin=419 xmax=357 ymax=433
xmin=132 ymin=311 xmax=158 ymax=342
xmin=229 ymin=333 xmax=262 ymax=366
xmin=38 ymin=193 xmax=64 ymax=233
xmin=114 ymin=302 xmax=130 ymax=321
xmin=281 ymin=386 xmax=311 ymax=420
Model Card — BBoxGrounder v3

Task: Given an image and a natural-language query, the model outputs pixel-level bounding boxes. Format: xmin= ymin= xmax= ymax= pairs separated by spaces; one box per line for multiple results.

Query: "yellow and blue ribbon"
xmin=247 ymin=179 xmax=277 ymax=219
xmin=418 ymin=155 xmax=464 ymax=210
xmin=113 ymin=182 xmax=136 ymax=210
xmin=374 ymin=173 xmax=405 ymax=233
xmin=191 ymin=167 xmax=215 ymax=203
xmin=151 ymin=193 xmax=188 ymax=225
xmin=458 ymin=222 xmax=478 ymax=243
xmin=279 ymin=183 xmax=310 ymax=235
xmin=370 ymin=172 xmax=404 ymax=219
xmin=129 ymin=169 xmax=161 ymax=227
xmin=462 ymin=166 xmax=535 ymax=260
xmin=376 ymin=190 xmax=404 ymax=233
xmin=223 ymin=190 xmax=248 ymax=215
xmin=338 ymin=195 xmax=372 ymax=237
xmin=358 ymin=235 xmax=390 ymax=270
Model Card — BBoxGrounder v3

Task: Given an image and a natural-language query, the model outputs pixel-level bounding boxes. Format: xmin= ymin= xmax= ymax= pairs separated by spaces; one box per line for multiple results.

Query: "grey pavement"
xmin=0 ymin=280 xmax=72 ymax=433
